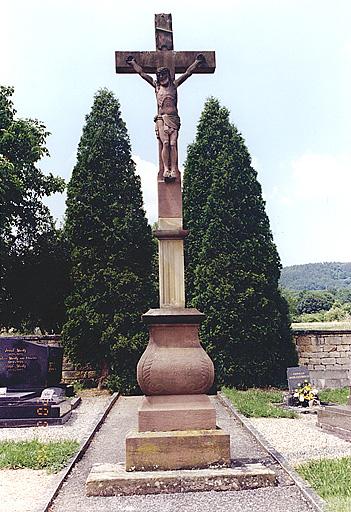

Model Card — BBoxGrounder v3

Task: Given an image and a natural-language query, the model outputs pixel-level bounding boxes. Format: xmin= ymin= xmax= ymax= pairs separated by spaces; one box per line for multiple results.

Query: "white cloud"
xmin=133 ymin=155 xmax=158 ymax=225
xmin=291 ymin=153 xmax=351 ymax=201
xmin=268 ymin=152 xmax=351 ymax=266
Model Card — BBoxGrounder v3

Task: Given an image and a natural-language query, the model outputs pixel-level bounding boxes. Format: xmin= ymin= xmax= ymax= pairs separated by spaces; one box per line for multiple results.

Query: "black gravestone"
xmin=286 ymin=366 xmax=310 ymax=392
xmin=0 ymin=337 xmax=63 ymax=390
xmin=0 ymin=337 xmax=72 ymax=427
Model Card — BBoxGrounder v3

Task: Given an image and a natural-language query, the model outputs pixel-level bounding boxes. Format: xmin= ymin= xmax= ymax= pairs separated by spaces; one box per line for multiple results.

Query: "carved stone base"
xmin=137 ymin=309 xmax=214 ymax=396
xmin=125 ymin=428 xmax=230 ymax=471
xmin=138 ymin=394 xmax=216 ymax=432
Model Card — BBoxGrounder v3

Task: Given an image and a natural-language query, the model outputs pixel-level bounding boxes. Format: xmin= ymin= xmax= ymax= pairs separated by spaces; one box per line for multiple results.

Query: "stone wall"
xmin=61 ymin=357 xmax=97 ymax=385
xmin=293 ymin=329 xmax=351 ymax=389
xmin=7 ymin=332 xmax=350 ymax=389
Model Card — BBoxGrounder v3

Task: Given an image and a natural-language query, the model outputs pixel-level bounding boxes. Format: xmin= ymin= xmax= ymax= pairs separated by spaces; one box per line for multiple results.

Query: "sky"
xmin=2 ymin=0 xmax=351 ymax=267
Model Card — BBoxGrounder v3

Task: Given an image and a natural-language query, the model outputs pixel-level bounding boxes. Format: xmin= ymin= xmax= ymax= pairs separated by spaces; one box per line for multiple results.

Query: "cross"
xmin=115 ymin=13 xmax=216 ymax=309
xmin=115 ymin=13 xmax=215 ymax=80
xmin=115 ymin=13 xmax=215 ymax=181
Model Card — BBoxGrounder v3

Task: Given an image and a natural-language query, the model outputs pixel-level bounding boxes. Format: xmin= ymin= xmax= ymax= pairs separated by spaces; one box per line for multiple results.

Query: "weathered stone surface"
xmin=86 ymin=462 xmax=276 ymax=496
xmin=293 ymin=330 xmax=351 ymax=388
xmin=158 ymin=239 xmax=185 ymax=308
xmin=138 ymin=394 xmax=216 ymax=432
xmin=125 ymin=428 xmax=230 ymax=471
xmin=115 ymin=50 xmax=216 ymax=75
xmin=138 ymin=309 xmax=214 ymax=396
xmin=318 ymin=405 xmax=351 ymax=440
xmin=158 ymin=179 xmax=182 ymax=218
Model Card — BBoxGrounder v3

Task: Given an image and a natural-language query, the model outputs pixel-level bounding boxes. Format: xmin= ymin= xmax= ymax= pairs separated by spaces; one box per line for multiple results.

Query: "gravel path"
xmin=49 ymin=396 xmax=317 ymax=512
xmin=0 ymin=396 xmax=111 ymax=512
xmin=251 ymin=413 xmax=351 ymax=466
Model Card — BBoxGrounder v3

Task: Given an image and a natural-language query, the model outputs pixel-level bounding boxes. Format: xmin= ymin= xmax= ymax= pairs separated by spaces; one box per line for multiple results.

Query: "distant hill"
xmin=280 ymin=262 xmax=351 ymax=290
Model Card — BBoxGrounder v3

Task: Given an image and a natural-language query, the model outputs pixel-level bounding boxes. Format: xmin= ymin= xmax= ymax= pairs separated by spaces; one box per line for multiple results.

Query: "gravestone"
xmin=286 ymin=366 xmax=311 ymax=406
xmin=286 ymin=366 xmax=310 ymax=392
xmin=0 ymin=337 xmax=63 ymax=390
xmin=318 ymin=404 xmax=351 ymax=440
xmin=317 ymin=384 xmax=351 ymax=439
xmin=0 ymin=337 xmax=72 ymax=427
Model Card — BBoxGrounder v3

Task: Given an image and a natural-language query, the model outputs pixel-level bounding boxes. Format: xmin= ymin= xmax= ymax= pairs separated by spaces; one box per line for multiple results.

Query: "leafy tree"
xmin=280 ymin=288 xmax=300 ymax=320
xmin=296 ymin=291 xmax=334 ymax=315
xmin=0 ymin=86 xmax=66 ymax=332
xmin=2 ymin=227 xmax=70 ymax=333
xmin=280 ymin=262 xmax=351 ymax=290
xmin=335 ymin=288 xmax=351 ymax=304
xmin=183 ymin=98 xmax=297 ymax=388
xmin=62 ymin=89 xmax=155 ymax=392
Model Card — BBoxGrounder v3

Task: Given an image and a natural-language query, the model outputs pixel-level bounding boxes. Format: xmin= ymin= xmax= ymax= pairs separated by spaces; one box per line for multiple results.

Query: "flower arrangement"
xmin=292 ymin=380 xmax=320 ymax=407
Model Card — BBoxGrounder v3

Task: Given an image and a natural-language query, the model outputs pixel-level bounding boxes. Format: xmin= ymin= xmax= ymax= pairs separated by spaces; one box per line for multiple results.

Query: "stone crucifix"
xmin=113 ymin=14 xmax=230 ymax=475
xmin=115 ymin=13 xmax=215 ymax=181
xmin=116 ymin=14 xmax=215 ymax=309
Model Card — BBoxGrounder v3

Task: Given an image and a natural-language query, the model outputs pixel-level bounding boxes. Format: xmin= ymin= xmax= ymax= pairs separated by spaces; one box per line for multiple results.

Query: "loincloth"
xmin=154 ymin=114 xmax=181 ymax=136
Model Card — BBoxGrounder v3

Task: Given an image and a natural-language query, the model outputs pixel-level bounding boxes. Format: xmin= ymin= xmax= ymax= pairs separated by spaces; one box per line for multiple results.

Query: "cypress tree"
xmin=62 ymin=89 xmax=155 ymax=392
xmin=183 ymin=98 xmax=297 ymax=388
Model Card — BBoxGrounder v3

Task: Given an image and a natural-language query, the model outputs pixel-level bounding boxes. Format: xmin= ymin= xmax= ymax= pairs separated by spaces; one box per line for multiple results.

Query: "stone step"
xmin=86 ymin=462 xmax=277 ymax=496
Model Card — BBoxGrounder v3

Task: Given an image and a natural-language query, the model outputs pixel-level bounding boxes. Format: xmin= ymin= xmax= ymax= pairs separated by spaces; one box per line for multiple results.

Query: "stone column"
xmin=125 ymin=168 xmax=230 ymax=472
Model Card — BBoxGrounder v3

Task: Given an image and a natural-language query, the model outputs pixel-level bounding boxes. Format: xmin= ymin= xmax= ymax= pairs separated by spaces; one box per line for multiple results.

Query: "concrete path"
xmin=49 ymin=396 xmax=318 ymax=512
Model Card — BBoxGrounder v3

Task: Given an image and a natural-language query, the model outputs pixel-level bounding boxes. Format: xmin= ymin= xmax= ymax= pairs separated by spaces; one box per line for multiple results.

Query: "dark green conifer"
xmin=183 ymin=98 xmax=297 ymax=387
xmin=62 ymin=89 xmax=155 ymax=392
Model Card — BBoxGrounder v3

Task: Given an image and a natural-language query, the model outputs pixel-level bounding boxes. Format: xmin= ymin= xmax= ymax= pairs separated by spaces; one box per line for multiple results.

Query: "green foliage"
xmin=62 ymin=89 xmax=156 ymax=393
xmin=335 ymin=288 xmax=351 ymax=304
xmin=281 ymin=286 xmax=351 ymax=323
xmin=183 ymin=98 xmax=297 ymax=388
xmin=293 ymin=303 xmax=351 ymax=323
xmin=319 ymin=387 xmax=350 ymax=405
xmin=222 ymin=387 xmax=297 ymax=418
xmin=296 ymin=291 xmax=334 ymax=315
xmin=2 ymin=227 xmax=70 ymax=333
xmin=280 ymin=287 xmax=299 ymax=319
xmin=280 ymin=262 xmax=351 ymax=290
xmin=0 ymin=439 xmax=79 ymax=473
xmin=0 ymin=86 xmax=67 ymax=332
xmin=296 ymin=457 xmax=351 ymax=511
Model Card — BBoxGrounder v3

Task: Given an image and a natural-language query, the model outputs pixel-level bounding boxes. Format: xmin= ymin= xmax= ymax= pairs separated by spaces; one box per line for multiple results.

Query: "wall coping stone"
xmin=292 ymin=329 xmax=351 ymax=335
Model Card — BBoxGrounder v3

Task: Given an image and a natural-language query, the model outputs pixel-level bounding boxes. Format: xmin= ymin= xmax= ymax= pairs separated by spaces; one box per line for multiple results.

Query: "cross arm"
xmin=115 ymin=51 xmax=216 ymax=74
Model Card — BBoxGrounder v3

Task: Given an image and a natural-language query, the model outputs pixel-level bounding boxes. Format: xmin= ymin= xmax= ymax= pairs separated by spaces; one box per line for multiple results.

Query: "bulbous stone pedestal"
xmin=126 ymin=308 xmax=231 ymax=471
xmin=137 ymin=308 xmax=214 ymax=396
xmin=137 ymin=308 xmax=216 ymax=432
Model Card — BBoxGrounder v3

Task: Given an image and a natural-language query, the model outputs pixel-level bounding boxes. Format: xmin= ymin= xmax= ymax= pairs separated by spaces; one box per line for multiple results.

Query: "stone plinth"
xmin=126 ymin=428 xmax=230 ymax=471
xmin=138 ymin=394 xmax=216 ymax=432
xmin=86 ymin=462 xmax=276 ymax=496
xmin=158 ymin=177 xmax=182 ymax=219
xmin=137 ymin=309 xmax=214 ymax=396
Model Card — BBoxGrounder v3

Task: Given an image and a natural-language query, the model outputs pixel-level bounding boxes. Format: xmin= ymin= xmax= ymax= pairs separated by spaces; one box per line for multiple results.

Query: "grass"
xmin=292 ymin=321 xmax=351 ymax=331
xmin=319 ymin=387 xmax=350 ymax=405
xmin=296 ymin=458 xmax=351 ymax=512
xmin=222 ymin=387 xmax=297 ymax=418
xmin=0 ymin=439 xmax=79 ymax=473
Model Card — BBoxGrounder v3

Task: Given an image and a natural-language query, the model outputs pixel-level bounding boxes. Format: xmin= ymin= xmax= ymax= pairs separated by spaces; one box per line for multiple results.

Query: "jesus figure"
xmin=127 ymin=54 xmax=205 ymax=181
